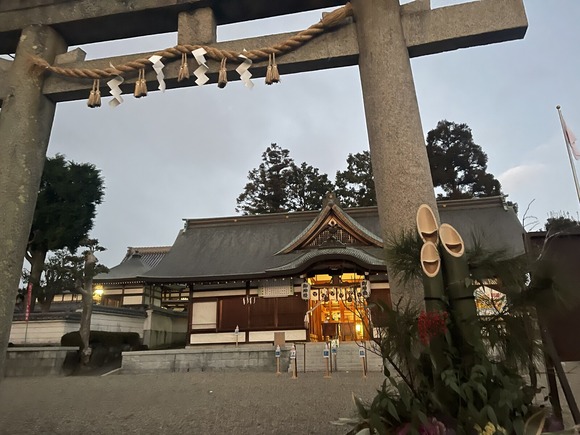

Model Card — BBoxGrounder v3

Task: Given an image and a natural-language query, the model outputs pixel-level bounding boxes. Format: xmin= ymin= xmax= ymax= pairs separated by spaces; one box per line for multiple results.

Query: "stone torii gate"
xmin=0 ymin=0 xmax=527 ymax=377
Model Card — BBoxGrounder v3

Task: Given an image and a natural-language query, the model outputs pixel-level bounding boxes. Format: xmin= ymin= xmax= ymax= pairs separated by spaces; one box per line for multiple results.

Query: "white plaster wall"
xmin=90 ymin=312 xmax=144 ymax=337
xmin=9 ymin=321 xmax=78 ymax=345
xmin=189 ymin=332 xmax=239 ymax=345
xmin=249 ymin=330 xmax=306 ymax=342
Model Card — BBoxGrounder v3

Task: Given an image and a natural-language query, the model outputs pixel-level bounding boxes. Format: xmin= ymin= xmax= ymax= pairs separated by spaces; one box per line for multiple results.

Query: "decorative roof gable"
xmin=276 ymin=194 xmax=383 ymax=255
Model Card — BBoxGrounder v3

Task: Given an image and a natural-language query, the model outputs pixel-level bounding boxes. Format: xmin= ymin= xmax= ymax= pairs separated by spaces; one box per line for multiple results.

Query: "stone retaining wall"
xmin=6 ymin=347 xmax=78 ymax=377
xmin=122 ymin=345 xmax=290 ymax=374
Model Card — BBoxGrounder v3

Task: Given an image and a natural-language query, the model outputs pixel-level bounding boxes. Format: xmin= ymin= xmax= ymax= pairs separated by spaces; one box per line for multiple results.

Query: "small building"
xmin=95 ymin=195 xmax=525 ymax=346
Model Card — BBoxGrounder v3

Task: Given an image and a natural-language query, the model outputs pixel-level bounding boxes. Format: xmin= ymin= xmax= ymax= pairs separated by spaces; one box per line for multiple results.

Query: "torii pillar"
xmin=0 ymin=26 xmax=67 ymax=379
xmin=353 ymin=0 xmax=438 ymax=307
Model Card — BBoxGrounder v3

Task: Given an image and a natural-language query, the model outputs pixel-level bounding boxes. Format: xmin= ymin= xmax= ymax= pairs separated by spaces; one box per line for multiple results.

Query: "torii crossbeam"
xmin=0 ymin=0 xmax=527 ymax=378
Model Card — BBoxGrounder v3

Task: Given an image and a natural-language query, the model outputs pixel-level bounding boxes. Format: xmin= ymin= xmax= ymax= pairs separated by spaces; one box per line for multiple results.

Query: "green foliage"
xmin=384 ymin=230 xmax=423 ymax=285
xmin=25 ymin=154 xmax=104 ymax=310
xmin=29 ymin=154 xmax=104 ymax=254
xmin=427 ymin=120 xmax=502 ymax=200
xmin=341 ymin=229 xmax=566 ymax=434
xmin=345 ymin=301 xmax=542 ymax=435
xmin=235 ymin=143 xmax=333 ymax=214
xmin=544 ymin=212 xmax=580 ymax=233
xmin=287 ymin=162 xmax=335 ymax=211
xmin=61 ymin=331 xmax=141 ymax=349
xmin=335 ymin=151 xmax=377 ymax=208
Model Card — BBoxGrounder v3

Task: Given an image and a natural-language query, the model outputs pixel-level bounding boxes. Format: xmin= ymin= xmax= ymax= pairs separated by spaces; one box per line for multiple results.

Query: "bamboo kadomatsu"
xmin=439 ymin=223 xmax=480 ymax=350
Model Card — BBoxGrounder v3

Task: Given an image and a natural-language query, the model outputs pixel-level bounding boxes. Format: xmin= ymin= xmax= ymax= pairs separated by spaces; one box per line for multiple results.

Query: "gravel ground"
xmin=0 ymin=371 xmax=384 ymax=435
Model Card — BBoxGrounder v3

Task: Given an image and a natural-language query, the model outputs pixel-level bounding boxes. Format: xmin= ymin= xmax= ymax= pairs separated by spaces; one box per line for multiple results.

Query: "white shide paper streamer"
xmin=236 ymin=53 xmax=254 ymax=89
xmin=192 ymin=48 xmax=209 ymax=86
xmin=107 ymin=76 xmax=124 ymax=108
xmin=148 ymin=55 xmax=166 ymax=92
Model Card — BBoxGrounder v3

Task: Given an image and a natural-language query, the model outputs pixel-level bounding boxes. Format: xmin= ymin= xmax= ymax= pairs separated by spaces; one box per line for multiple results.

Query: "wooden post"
xmin=352 ymin=0 xmax=439 ymax=308
xmin=0 ymin=25 xmax=66 ymax=380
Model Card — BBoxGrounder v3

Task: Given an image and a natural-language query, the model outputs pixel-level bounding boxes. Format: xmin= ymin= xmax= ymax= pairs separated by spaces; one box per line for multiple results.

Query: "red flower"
xmin=418 ymin=311 xmax=448 ymax=345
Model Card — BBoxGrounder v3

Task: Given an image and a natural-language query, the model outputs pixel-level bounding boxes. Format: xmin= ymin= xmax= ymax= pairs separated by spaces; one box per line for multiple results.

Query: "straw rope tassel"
xmin=271 ymin=53 xmax=280 ymax=84
xmin=218 ymin=58 xmax=228 ymax=88
xmin=87 ymin=79 xmax=101 ymax=108
xmin=265 ymin=54 xmax=273 ymax=85
xmin=178 ymin=52 xmax=190 ymax=82
xmin=134 ymin=68 xmax=148 ymax=98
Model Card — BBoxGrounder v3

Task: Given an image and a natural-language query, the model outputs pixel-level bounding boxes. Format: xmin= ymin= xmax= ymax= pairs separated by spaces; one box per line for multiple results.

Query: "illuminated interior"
xmin=307 ymin=273 xmax=369 ymax=342
xmin=92 ymin=285 xmax=104 ymax=303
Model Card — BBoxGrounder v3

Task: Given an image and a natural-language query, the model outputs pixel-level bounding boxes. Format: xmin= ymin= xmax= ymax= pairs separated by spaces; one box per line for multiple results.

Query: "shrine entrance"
xmin=306 ymin=273 xmax=371 ymax=342
xmin=0 ymin=0 xmax=528 ymax=378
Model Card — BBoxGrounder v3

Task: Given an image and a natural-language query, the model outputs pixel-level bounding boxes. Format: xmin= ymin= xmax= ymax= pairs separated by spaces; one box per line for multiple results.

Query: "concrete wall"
xmin=10 ymin=307 xmax=186 ymax=349
xmin=122 ymin=345 xmax=289 ymax=374
xmin=6 ymin=347 xmax=78 ymax=377
xmin=143 ymin=308 xmax=188 ymax=349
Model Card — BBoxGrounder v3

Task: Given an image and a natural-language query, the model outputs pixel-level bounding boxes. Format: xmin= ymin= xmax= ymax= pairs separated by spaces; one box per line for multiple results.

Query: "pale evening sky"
xmin=33 ymin=0 xmax=580 ymax=267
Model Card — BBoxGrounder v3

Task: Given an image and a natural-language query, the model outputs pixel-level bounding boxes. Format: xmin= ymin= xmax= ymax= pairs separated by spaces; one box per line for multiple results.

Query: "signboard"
xmin=359 ymin=347 xmax=366 ymax=358
xmin=290 ymin=348 xmax=296 ymax=360
xmin=275 ymin=345 xmax=281 ymax=358
xmin=323 ymin=348 xmax=330 ymax=358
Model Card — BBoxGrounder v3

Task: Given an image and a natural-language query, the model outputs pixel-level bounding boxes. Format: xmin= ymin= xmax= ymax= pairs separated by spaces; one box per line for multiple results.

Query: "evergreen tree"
xmin=426 ymin=120 xmax=502 ymax=199
xmin=236 ymin=144 xmax=294 ymax=214
xmin=545 ymin=212 xmax=580 ymax=233
xmin=287 ymin=162 xmax=335 ymax=211
xmin=236 ymin=144 xmax=333 ymax=214
xmin=335 ymin=151 xmax=376 ymax=207
xmin=25 ymin=154 xmax=104 ymax=311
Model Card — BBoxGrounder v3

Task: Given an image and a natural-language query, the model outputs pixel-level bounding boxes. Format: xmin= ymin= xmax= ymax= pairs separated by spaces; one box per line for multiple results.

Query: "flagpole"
xmin=556 ymin=105 xmax=580 ymax=205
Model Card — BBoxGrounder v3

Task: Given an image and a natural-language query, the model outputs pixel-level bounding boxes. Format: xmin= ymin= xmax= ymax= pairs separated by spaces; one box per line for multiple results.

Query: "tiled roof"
xmin=123 ymin=246 xmax=171 ymax=268
xmin=94 ymin=246 xmax=171 ymax=283
xmin=140 ymin=196 xmax=525 ymax=283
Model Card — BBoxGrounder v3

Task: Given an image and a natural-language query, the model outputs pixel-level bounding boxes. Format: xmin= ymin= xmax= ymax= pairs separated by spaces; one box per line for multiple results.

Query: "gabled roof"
xmin=275 ymin=195 xmax=383 ymax=254
xmin=139 ymin=195 xmax=525 ymax=284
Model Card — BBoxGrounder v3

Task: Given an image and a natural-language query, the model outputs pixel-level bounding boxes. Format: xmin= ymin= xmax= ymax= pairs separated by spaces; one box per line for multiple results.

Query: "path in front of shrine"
xmin=2 ymin=364 xmax=579 ymax=433
xmin=0 ymin=371 xmax=383 ymax=434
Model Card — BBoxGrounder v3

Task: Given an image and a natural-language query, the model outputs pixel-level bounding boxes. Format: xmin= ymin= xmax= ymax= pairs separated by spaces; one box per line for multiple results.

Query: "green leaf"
xmin=513 ymin=417 xmax=525 ymax=435
xmin=523 ymin=410 xmax=546 ymax=435
xmin=476 ymin=383 xmax=488 ymax=402
xmin=485 ymin=405 xmax=498 ymax=425
xmin=416 ymin=410 xmax=428 ymax=426
xmin=352 ymin=393 xmax=368 ymax=419
xmin=386 ymin=400 xmax=400 ymax=422
xmin=383 ymin=363 xmax=391 ymax=378
xmin=369 ymin=413 xmax=388 ymax=435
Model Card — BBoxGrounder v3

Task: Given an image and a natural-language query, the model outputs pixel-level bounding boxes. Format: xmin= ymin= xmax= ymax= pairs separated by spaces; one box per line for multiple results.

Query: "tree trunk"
xmin=79 ymin=290 xmax=93 ymax=365
xmin=27 ymin=250 xmax=47 ymax=314
xmin=79 ymin=254 xmax=96 ymax=366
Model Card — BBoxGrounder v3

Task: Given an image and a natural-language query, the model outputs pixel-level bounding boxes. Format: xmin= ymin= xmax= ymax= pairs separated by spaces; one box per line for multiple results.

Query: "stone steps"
xmin=286 ymin=342 xmax=384 ymax=373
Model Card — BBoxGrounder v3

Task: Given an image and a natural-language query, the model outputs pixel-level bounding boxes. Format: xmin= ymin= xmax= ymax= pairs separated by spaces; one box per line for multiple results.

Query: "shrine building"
xmin=94 ymin=194 xmax=525 ymax=346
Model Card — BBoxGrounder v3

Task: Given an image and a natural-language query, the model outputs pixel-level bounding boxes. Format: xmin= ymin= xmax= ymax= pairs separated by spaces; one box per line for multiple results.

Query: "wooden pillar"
xmin=0 ymin=25 xmax=67 ymax=380
xmin=352 ymin=0 xmax=439 ymax=308
xmin=187 ymin=283 xmax=194 ymax=341
xmin=245 ymin=280 xmax=250 ymax=344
